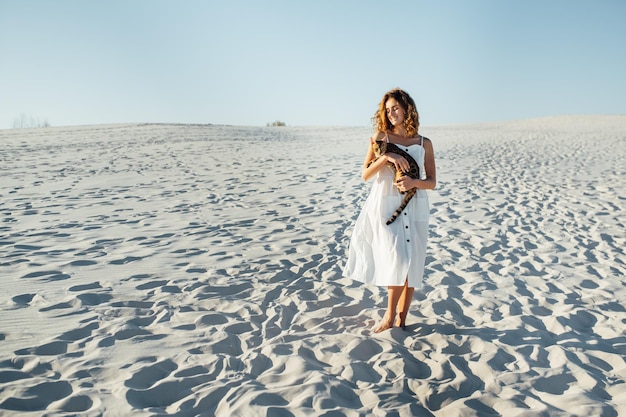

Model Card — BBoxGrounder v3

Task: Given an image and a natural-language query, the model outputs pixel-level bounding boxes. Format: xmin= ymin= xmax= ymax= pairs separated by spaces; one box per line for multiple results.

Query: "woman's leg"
xmin=396 ymin=279 xmax=414 ymax=329
xmin=374 ymin=285 xmax=404 ymax=333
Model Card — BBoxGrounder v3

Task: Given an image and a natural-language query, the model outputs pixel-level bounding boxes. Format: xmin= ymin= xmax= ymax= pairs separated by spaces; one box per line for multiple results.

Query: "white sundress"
xmin=343 ymin=134 xmax=429 ymax=288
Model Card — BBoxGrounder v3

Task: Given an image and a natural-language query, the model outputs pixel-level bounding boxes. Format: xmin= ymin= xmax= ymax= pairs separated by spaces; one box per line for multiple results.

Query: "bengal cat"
xmin=369 ymin=140 xmax=420 ymax=225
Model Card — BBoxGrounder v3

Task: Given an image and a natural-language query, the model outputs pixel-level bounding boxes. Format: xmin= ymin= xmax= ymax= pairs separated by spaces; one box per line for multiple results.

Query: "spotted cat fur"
xmin=368 ymin=140 xmax=420 ymax=225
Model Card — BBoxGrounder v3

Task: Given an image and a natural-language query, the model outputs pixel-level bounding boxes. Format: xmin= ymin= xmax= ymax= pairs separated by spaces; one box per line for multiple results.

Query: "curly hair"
xmin=373 ymin=88 xmax=420 ymax=138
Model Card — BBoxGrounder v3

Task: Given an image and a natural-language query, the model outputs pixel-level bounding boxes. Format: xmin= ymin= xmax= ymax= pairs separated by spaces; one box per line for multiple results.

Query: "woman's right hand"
xmin=385 ymin=153 xmax=410 ymax=173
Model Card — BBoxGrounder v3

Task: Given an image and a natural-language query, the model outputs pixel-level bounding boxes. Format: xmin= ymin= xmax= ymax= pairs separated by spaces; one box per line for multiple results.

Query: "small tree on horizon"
xmin=266 ymin=121 xmax=286 ymax=127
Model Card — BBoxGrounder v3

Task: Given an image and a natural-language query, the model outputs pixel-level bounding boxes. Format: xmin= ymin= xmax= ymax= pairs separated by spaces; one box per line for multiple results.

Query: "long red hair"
xmin=373 ymin=88 xmax=420 ymax=137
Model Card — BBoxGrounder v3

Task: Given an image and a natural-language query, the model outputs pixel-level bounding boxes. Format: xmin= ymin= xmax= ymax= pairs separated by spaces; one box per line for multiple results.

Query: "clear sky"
xmin=1 ymin=0 xmax=625 ymax=129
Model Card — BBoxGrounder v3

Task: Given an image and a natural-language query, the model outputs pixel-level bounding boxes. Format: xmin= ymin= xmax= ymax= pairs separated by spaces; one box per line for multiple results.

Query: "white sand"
xmin=0 ymin=116 xmax=624 ymax=416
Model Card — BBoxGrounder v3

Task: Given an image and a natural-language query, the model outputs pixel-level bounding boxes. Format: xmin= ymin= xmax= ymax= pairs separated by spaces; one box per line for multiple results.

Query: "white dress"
xmin=343 ymin=135 xmax=429 ymax=288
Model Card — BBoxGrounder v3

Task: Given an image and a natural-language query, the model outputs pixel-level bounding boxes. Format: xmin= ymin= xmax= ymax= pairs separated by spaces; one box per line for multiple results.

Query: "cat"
xmin=368 ymin=140 xmax=420 ymax=225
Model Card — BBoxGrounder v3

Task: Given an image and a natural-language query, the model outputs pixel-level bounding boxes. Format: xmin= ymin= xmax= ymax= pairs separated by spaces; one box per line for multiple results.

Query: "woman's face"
xmin=385 ymin=98 xmax=406 ymax=127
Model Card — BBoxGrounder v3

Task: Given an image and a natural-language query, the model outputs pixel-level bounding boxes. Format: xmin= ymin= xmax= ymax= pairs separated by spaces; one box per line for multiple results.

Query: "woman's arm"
xmin=419 ymin=137 xmax=437 ymax=189
xmin=361 ymin=132 xmax=384 ymax=181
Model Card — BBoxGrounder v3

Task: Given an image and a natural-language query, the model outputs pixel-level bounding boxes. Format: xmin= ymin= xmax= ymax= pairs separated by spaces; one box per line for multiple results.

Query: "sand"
xmin=0 ymin=116 xmax=624 ymax=416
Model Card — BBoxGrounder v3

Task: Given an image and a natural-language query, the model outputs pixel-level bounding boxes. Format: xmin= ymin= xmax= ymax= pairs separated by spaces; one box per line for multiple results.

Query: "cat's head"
xmin=372 ymin=140 xmax=387 ymax=156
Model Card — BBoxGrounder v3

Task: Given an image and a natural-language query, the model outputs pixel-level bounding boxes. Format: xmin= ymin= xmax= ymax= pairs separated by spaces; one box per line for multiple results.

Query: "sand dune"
xmin=0 ymin=116 xmax=625 ymax=416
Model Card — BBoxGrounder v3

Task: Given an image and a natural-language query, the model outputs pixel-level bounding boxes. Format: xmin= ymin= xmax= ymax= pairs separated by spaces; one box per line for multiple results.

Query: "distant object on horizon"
xmin=12 ymin=113 xmax=50 ymax=129
xmin=267 ymin=121 xmax=286 ymax=127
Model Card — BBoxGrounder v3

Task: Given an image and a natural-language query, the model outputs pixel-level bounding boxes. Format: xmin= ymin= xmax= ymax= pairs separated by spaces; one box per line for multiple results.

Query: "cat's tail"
xmin=386 ymin=189 xmax=416 ymax=225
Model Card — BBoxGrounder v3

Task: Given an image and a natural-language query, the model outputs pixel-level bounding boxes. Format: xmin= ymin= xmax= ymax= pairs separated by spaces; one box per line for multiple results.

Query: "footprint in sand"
xmin=124 ymin=358 xmax=212 ymax=409
xmin=0 ymin=381 xmax=74 ymax=412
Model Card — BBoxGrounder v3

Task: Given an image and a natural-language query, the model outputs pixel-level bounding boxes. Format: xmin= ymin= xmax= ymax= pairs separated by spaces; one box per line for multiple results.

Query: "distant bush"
xmin=12 ymin=113 xmax=50 ymax=128
xmin=267 ymin=121 xmax=286 ymax=127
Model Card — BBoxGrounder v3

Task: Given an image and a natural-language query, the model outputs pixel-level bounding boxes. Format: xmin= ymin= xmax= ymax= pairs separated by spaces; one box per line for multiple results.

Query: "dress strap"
xmin=384 ymin=132 xmax=389 ymax=143
xmin=420 ymin=134 xmax=424 ymax=147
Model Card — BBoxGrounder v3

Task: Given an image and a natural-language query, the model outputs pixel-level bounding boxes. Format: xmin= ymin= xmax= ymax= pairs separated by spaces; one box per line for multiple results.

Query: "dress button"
xmin=405 ymin=226 xmax=408 ymax=229
xmin=407 ymin=239 xmax=410 ymax=242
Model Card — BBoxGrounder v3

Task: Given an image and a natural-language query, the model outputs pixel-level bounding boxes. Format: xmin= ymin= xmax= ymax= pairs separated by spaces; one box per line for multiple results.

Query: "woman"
xmin=343 ymin=88 xmax=437 ymax=333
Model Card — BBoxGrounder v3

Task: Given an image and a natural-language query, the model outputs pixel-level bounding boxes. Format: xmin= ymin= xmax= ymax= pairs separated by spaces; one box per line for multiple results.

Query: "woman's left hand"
xmin=395 ymin=175 xmax=417 ymax=192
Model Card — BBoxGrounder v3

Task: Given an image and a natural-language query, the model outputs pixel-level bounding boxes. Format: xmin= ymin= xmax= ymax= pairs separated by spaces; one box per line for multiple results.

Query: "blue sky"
xmin=1 ymin=0 xmax=625 ymax=128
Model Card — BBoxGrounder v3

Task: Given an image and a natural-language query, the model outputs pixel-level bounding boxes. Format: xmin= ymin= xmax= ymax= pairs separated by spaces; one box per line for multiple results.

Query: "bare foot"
xmin=395 ymin=312 xmax=407 ymax=330
xmin=374 ymin=315 xmax=394 ymax=333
